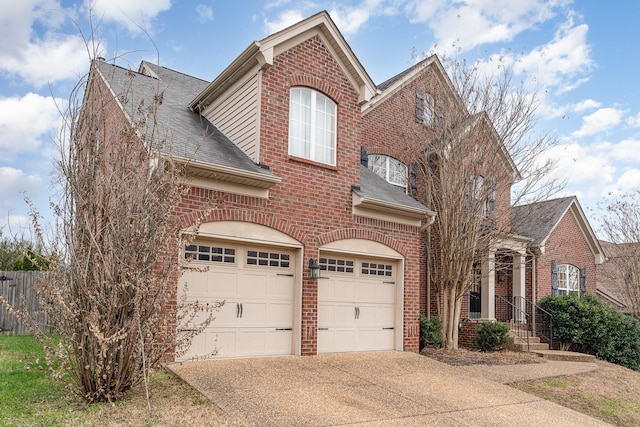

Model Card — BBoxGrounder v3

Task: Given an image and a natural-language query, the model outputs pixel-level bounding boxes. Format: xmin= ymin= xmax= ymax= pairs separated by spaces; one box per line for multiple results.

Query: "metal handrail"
xmin=495 ymin=295 xmax=530 ymax=352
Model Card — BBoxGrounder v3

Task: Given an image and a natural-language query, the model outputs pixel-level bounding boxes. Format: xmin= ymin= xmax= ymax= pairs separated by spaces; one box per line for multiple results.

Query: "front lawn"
xmin=0 ymin=334 xmax=86 ymax=426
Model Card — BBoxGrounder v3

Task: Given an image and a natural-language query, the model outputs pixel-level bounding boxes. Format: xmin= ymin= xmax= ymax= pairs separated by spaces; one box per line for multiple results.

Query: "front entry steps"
xmin=507 ymin=332 xmax=596 ymax=362
xmin=507 ymin=332 xmax=549 ymax=352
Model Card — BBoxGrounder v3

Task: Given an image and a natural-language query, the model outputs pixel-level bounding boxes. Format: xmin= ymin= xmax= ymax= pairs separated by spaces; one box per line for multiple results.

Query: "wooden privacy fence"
xmin=0 ymin=271 xmax=50 ymax=335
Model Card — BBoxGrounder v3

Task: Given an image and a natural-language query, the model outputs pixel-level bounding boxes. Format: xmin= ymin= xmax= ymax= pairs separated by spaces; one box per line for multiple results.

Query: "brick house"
xmin=88 ymin=11 xmax=604 ymax=359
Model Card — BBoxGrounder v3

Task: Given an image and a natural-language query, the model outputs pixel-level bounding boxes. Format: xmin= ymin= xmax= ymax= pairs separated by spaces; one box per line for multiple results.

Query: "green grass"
xmin=0 ymin=334 xmax=85 ymax=426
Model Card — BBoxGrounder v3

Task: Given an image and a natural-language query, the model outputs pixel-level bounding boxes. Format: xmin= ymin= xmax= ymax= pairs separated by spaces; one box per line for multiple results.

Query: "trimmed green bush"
xmin=539 ymin=294 xmax=640 ymax=370
xmin=475 ymin=321 xmax=509 ymax=352
xmin=419 ymin=314 xmax=443 ymax=349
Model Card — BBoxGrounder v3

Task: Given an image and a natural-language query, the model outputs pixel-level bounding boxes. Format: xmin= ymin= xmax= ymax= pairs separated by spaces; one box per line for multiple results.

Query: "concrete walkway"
xmin=169 ymin=351 xmax=609 ymax=426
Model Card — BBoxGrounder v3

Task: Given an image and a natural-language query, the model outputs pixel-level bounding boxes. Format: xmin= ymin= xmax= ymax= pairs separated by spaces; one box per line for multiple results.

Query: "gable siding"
xmin=203 ymin=73 xmax=260 ymax=162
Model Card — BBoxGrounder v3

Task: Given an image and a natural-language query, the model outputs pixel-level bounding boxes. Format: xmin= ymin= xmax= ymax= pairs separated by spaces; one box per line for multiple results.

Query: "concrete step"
xmin=507 ymin=341 xmax=550 ymax=352
xmin=532 ymin=350 xmax=597 ymax=362
xmin=510 ymin=335 xmax=542 ymax=344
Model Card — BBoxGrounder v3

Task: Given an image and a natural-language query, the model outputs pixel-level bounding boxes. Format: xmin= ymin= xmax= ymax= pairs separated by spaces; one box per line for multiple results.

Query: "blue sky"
xmin=1 ymin=0 xmax=639 ymax=238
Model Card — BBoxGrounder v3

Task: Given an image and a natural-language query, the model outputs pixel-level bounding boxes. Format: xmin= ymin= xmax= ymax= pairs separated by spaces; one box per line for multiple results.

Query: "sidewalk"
xmin=451 ymin=358 xmax=599 ymax=384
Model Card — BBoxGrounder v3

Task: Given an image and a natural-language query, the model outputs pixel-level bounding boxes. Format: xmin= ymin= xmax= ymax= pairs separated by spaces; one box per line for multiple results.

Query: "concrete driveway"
xmin=169 ymin=351 xmax=609 ymax=426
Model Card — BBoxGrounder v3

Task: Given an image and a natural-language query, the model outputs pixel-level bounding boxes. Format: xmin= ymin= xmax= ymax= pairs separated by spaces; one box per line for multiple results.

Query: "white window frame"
xmin=368 ymin=154 xmax=408 ymax=188
xmin=558 ymin=264 xmax=580 ymax=296
xmin=288 ymin=87 xmax=337 ymax=166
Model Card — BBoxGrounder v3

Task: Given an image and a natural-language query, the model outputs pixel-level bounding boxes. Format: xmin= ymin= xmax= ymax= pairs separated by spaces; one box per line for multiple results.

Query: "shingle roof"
xmin=596 ymin=240 xmax=636 ymax=313
xmin=356 ymin=165 xmax=428 ymax=212
xmin=511 ymin=196 xmax=575 ymax=246
xmin=94 ymin=60 xmax=275 ymax=178
xmin=96 ymin=60 xmax=428 ymax=214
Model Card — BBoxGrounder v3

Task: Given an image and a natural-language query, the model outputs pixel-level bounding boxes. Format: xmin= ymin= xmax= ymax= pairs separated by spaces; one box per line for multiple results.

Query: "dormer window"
xmin=288 ymin=87 xmax=337 ymax=166
xmin=368 ymin=155 xmax=407 ymax=189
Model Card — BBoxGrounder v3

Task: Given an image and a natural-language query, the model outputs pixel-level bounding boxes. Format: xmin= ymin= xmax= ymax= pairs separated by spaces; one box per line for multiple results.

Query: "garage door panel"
xmin=266 ymin=301 xmax=294 ymax=325
xmin=319 ymin=279 xmax=355 ymax=301
xmin=237 ymin=272 xmax=268 ymax=296
xmin=268 ymin=275 xmax=296 ymax=298
xmin=318 ymin=254 xmax=398 ymax=354
xmin=356 ymin=304 xmax=394 ymax=326
xmin=179 ymin=240 xmax=295 ymax=360
xmin=181 ymin=269 xmax=210 ymax=294
xmin=208 ymin=270 xmax=238 ymax=296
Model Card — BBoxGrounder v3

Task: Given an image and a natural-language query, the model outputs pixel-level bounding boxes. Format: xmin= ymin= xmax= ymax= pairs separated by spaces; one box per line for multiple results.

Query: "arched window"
xmin=558 ymin=264 xmax=580 ymax=295
xmin=368 ymin=154 xmax=408 ymax=188
xmin=288 ymin=87 xmax=337 ymax=166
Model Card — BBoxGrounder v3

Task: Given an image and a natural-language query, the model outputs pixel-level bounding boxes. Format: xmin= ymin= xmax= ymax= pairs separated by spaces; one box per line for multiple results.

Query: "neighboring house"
xmin=86 ymin=11 xmax=605 ymax=359
xmin=597 ymin=240 xmax=637 ymax=316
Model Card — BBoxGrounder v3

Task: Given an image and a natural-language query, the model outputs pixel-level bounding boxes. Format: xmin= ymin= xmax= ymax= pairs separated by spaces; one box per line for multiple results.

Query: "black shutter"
xmin=416 ymin=88 xmax=425 ymax=124
xmin=580 ymin=267 xmax=587 ymax=295
xmin=551 ymin=260 xmax=558 ymax=296
xmin=360 ymin=146 xmax=368 ymax=167
xmin=409 ymin=162 xmax=418 ymax=198
xmin=487 ymin=179 xmax=495 ymax=219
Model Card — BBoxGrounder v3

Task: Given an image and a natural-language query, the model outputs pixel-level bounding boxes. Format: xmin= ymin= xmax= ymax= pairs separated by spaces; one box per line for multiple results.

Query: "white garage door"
xmin=318 ymin=255 xmax=397 ymax=353
xmin=177 ymin=241 xmax=295 ymax=360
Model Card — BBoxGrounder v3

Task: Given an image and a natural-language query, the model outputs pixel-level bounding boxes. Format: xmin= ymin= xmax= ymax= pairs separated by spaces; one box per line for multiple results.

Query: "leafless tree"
xmin=0 ymin=52 xmax=221 ymax=404
xmin=600 ymin=190 xmax=640 ymax=317
xmin=414 ymin=57 xmax=561 ymax=349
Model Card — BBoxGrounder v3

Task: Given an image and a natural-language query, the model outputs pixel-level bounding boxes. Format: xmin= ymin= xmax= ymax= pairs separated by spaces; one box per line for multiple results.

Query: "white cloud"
xmin=330 ymin=0 xmax=389 ymax=35
xmin=0 ymin=0 xmax=87 ymax=86
xmin=626 ymin=112 xmax=640 ymax=128
xmin=196 ymin=4 xmax=213 ymax=22
xmin=0 ymin=36 xmax=89 ymax=87
xmin=614 ymin=169 xmax=640 ymax=193
xmin=415 ymin=0 xmax=566 ymax=53
xmin=0 ymin=167 xmax=42 ymax=201
xmin=514 ymin=17 xmax=593 ymax=94
xmin=0 ymin=93 xmax=62 ymax=157
xmin=572 ymin=107 xmax=624 ymax=138
xmin=610 ymin=139 xmax=640 ymax=163
xmin=573 ymin=99 xmax=601 ymax=112
xmin=264 ymin=9 xmax=305 ymax=34
xmin=85 ymin=0 xmax=172 ymax=33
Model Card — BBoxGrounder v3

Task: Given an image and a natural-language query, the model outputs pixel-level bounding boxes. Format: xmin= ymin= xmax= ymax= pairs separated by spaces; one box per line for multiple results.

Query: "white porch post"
xmin=480 ymin=251 xmax=496 ymax=321
xmin=512 ymin=252 xmax=526 ymax=323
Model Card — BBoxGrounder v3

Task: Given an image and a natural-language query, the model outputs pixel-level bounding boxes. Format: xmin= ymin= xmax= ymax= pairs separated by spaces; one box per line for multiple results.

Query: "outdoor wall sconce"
xmin=497 ymin=270 xmax=505 ymax=282
xmin=308 ymin=258 xmax=321 ymax=279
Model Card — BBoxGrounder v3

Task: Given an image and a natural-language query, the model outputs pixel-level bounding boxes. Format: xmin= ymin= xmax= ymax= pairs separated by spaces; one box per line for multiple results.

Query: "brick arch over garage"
xmin=178 ymin=209 xmax=306 ymax=244
xmin=315 ymin=228 xmax=407 ymax=257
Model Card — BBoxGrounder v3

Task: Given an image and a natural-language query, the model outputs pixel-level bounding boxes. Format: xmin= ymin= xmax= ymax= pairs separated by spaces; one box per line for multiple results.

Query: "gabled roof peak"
xmin=189 ymin=10 xmax=377 ymax=111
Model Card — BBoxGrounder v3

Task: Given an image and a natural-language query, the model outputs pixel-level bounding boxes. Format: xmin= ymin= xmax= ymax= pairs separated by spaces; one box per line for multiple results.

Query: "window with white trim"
xmin=288 ymin=87 xmax=337 ymax=166
xmin=368 ymin=154 xmax=408 ymax=188
xmin=558 ymin=264 xmax=580 ymax=295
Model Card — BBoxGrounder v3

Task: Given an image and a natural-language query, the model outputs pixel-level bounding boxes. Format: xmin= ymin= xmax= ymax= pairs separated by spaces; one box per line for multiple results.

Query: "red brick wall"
xmin=459 ymin=321 xmax=480 ymax=349
xmin=174 ymin=35 xmax=423 ymax=354
xmin=529 ymin=208 xmax=598 ymax=303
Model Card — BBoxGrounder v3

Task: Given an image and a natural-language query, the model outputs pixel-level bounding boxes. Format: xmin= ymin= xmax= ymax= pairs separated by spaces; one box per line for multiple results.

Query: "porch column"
xmin=480 ymin=251 xmax=496 ymax=321
xmin=512 ymin=252 xmax=526 ymax=323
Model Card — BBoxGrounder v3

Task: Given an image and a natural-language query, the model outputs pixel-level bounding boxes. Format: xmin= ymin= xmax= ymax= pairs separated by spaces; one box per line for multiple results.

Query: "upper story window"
xmin=557 ymin=264 xmax=580 ymax=296
xmin=465 ymin=174 xmax=495 ymax=219
xmin=288 ymin=87 xmax=337 ymax=166
xmin=368 ymin=154 xmax=408 ymax=189
xmin=416 ymin=88 xmax=434 ymax=126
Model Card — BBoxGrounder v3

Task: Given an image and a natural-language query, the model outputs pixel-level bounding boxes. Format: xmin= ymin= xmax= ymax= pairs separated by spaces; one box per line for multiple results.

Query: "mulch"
xmin=420 ymin=347 xmax=544 ymax=366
